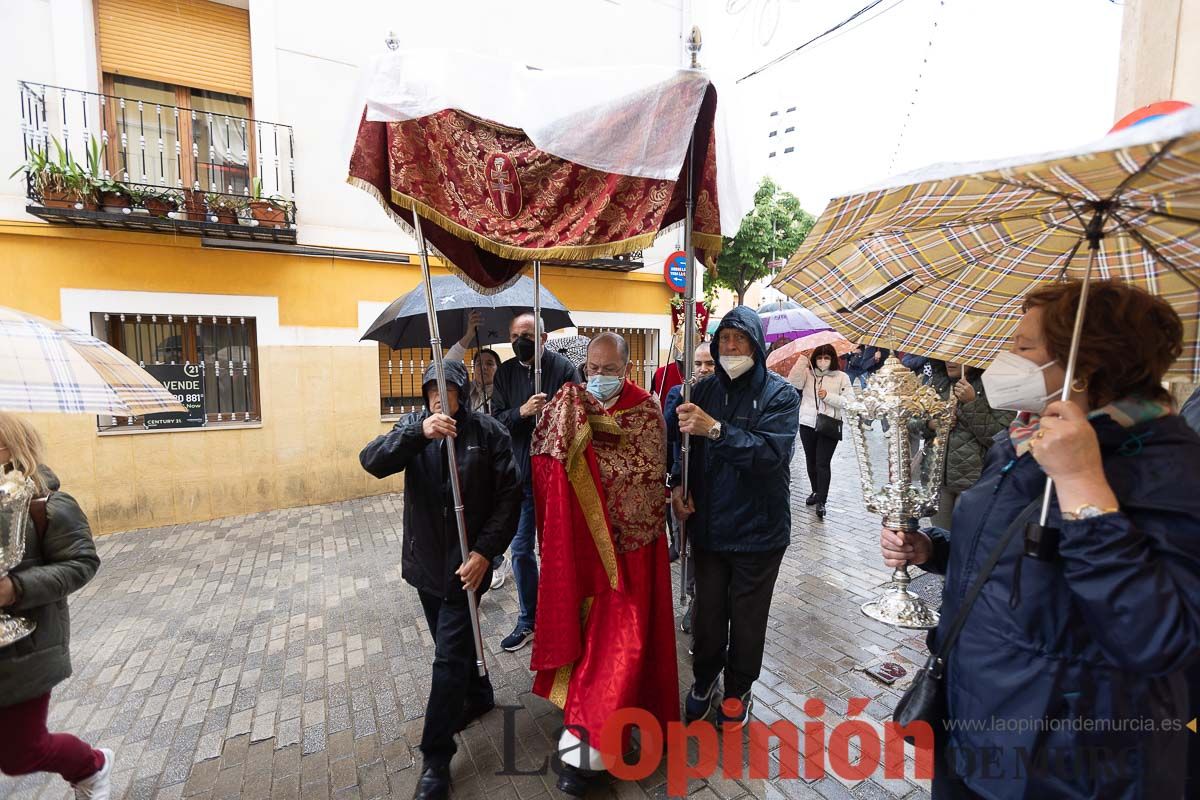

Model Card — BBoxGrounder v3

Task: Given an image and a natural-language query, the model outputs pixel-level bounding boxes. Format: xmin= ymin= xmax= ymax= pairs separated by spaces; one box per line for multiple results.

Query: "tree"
xmin=712 ymin=177 xmax=815 ymax=306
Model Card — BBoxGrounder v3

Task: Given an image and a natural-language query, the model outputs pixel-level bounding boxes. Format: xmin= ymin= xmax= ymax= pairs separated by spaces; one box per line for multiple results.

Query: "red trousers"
xmin=0 ymin=693 xmax=103 ymax=784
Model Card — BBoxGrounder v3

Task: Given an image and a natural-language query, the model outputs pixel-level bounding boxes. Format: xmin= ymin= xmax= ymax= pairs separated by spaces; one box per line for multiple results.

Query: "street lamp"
xmin=843 ymin=357 xmax=955 ymax=629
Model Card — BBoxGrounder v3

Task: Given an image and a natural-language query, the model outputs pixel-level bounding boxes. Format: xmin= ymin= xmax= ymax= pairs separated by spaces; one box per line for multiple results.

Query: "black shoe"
xmin=501 ymin=626 xmax=534 ymax=652
xmin=556 ymin=762 xmax=592 ymax=797
xmin=805 ymin=493 xmax=818 ymax=506
xmin=413 ymin=764 xmax=450 ymax=800
xmin=455 ymin=698 xmax=495 ymax=732
xmin=680 ymin=601 xmax=694 ymax=634
xmin=816 ymin=503 xmax=826 ymax=520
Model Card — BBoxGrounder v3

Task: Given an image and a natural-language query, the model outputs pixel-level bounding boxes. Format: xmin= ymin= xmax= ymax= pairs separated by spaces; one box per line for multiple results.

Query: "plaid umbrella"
xmin=0 ymin=306 xmax=185 ymax=415
xmin=774 ymin=108 xmax=1200 ymax=379
xmin=766 ymin=330 xmax=854 ymax=377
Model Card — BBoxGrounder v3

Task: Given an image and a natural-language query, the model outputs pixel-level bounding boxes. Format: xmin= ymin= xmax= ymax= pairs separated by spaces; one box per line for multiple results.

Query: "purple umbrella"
xmin=758 ymin=307 xmax=830 ymax=345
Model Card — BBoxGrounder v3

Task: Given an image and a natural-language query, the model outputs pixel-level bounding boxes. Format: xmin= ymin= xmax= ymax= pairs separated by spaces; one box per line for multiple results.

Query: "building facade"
xmin=3 ymin=0 xmax=683 ymax=533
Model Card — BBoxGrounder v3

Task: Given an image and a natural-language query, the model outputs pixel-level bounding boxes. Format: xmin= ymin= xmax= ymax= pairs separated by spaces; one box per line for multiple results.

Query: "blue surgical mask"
xmin=586 ymin=375 xmax=623 ymax=402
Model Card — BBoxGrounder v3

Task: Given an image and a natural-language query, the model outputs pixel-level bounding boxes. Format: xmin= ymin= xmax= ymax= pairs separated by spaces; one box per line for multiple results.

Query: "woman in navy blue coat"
xmin=882 ymin=280 xmax=1200 ymax=799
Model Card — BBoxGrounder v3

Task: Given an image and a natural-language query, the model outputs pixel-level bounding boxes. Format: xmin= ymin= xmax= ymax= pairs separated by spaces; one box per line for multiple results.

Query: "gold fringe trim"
xmin=548 ymin=597 xmax=594 ymax=709
xmin=391 ymin=188 xmax=663 ymax=262
xmin=345 ymin=175 xmax=524 ymax=296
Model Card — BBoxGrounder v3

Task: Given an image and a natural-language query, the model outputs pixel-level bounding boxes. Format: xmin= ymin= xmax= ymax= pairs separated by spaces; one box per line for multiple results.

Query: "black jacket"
xmin=670 ymin=306 xmax=799 ymax=552
xmin=1 ymin=468 xmax=100 ymax=707
xmin=491 ymin=348 xmax=580 ymax=482
xmin=360 ymin=361 xmax=522 ymax=598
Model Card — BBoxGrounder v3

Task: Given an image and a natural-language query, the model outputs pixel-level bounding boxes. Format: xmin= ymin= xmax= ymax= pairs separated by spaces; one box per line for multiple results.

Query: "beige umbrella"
xmin=0 ymin=306 xmax=186 ymax=416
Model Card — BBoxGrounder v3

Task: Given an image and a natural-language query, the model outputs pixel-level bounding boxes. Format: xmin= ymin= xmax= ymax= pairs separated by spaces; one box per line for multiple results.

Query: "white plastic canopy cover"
xmin=355 ymin=49 xmax=752 ymax=236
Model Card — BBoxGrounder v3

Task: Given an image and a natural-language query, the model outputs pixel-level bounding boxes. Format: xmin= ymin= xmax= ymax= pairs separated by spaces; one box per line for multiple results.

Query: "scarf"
xmin=1010 ymin=397 xmax=1173 ymax=457
xmin=812 ymin=367 xmax=833 ymax=378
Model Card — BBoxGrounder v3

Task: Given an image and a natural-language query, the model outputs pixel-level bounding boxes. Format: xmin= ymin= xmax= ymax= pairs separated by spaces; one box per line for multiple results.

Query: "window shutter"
xmin=96 ymin=0 xmax=253 ymax=97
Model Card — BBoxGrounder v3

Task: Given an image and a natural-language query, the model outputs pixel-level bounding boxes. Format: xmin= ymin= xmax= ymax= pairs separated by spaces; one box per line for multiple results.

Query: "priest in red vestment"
xmin=530 ymin=332 xmax=679 ymax=796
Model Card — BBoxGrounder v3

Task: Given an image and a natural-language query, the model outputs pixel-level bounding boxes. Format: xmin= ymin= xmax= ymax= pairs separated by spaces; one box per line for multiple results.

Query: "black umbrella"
xmin=362 ymin=274 xmax=574 ymax=349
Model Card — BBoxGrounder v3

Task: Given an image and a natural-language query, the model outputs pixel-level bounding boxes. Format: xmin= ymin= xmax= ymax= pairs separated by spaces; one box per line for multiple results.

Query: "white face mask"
xmin=981 ymin=351 xmax=1058 ymax=414
xmin=722 ymin=354 xmax=754 ymax=380
xmin=815 ymin=358 xmax=832 ymax=372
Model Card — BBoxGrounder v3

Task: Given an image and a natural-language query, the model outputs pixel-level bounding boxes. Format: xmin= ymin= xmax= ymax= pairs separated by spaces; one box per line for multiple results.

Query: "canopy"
xmin=348 ymin=50 xmax=752 ymax=293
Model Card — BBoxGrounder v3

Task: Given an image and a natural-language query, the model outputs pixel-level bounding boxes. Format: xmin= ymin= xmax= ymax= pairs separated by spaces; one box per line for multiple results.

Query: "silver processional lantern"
xmin=843 ymin=357 xmax=955 ymax=629
xmin=0 ymin=469 xmax=36 ymax=647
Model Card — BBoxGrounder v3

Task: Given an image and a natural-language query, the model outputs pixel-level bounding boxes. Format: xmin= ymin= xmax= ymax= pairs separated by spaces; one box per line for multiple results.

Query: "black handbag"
xmin=813 ymin=376 xmax=842 ymax=440
xmin=893 ymin=499 xmax=1041 ymax=732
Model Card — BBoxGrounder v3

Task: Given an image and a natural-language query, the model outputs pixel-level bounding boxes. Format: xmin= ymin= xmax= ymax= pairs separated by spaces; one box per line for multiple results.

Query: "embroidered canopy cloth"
xmin=347 ymin=51 xmax=751 ymax=292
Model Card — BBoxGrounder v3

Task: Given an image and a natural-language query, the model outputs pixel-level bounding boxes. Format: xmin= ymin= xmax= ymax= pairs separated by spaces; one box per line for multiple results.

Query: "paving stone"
xmin=6 ymin=444 xmax=931 ymax=800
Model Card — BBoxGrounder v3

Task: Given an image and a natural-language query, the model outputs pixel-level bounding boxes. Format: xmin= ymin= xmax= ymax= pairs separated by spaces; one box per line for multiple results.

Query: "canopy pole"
xmin=678 ymin=25 xmax=703 ymax=606
xmin=533 ymin=260 xmax=543 ymax=397
xmin=1028 ymin=205 xmax=1106 ymax=551
xmin=412 ymin=213 xmax=488 ymax=677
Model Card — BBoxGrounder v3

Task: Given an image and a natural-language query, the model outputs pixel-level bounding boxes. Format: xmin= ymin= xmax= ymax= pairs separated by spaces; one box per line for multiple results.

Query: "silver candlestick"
xmin=0 ymin=470 xmax=36 ymax=647
xmin=843 ymin=357 xmax=955 ymax=629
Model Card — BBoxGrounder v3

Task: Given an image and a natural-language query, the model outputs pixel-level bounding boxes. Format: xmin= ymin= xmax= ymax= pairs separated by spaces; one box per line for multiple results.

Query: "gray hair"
xmin=588 ymin=331 xmax=629 ymax=364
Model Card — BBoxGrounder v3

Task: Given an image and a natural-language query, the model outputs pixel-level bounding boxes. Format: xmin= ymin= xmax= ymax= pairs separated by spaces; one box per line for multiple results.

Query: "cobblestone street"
xmin=7 ymin=440 xmax=935 ymax=800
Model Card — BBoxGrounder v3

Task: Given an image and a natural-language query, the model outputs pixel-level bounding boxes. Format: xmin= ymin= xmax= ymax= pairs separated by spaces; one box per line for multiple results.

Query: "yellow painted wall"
xmin=1 ymin=222 xmax=674 ymax=324
xmin=1 ymin=223 xmax=673 ymax=534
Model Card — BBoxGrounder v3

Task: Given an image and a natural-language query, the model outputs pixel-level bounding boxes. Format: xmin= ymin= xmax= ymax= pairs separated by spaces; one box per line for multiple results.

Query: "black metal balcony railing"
xmin=17 ymin=81 xmax=298 ymax=242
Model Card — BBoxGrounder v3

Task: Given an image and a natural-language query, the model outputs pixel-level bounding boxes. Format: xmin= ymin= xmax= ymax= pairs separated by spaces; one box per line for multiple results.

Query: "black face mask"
xmin=513 ymin=336 xmax=535 ymax=363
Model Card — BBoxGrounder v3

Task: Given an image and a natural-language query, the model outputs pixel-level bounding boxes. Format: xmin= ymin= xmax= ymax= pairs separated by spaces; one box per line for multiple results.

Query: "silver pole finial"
xmin=688 ymin=26 xmax=702 ymax=69
xmin=384 ymin=31 xmax=400 ymax=51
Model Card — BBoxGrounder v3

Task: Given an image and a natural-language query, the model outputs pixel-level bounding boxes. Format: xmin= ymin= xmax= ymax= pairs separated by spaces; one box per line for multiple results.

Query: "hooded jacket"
xmin=921 ymin=412 xmax=1200 ymax=799
xmin=669 ymin=307 xmax=799 ymax=552
xmin=0 ymin=468 xmax=100 ymax=707
xmin=908 ymin=362 xmax=1016 ymax=493
xmin=360 ymin=360 xmax=522 ymax=598
xmin=491 ymin=348 xmax=580 ymax=483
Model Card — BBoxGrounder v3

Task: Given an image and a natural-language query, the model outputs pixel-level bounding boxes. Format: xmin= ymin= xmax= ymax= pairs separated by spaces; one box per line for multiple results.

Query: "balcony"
xmin=16 ymin=81 xmax=297 ymax=243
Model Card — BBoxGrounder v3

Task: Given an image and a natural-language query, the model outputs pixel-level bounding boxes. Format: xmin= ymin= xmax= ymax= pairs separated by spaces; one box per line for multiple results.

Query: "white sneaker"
xmin=490 ymin=561 xmax=507 ymax=590
xmin=73 ymin=748 xmax=113 ymax=800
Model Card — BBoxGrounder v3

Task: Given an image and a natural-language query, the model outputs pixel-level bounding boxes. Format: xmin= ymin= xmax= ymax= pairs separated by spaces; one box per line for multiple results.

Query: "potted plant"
xmin=93 ymin=175 xmax=131 ymax=212
xmin=205 ymin=193 xmax=245 ymax=225
xmin=142 ymin=188 xmax=180 ymax=218
xmin=181 ymin=186 xmax=207 ymax=221
xmin=248 ymin=177 xmax=289 ymax=228
xmin=11 ymin=138 xmax=95 ymax=210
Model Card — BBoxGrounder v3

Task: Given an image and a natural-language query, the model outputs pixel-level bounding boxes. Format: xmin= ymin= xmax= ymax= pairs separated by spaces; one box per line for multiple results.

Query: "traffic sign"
xmin=664 ymin=250 xmax=688 ymax=293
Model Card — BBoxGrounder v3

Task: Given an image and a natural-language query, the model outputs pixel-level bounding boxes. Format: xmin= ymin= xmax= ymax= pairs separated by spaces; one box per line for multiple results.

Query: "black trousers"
xmin=417 ymin=588 xmax=494 ymax=768
xmin=798 ymin=424 xmax=839 ymax=503
xmin=692 ymin=546 xmax=786 ymax=699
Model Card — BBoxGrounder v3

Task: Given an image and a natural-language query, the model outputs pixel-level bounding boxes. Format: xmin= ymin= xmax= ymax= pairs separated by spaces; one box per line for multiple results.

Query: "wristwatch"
xmin=1062 ymin=504 xmax=1119 ymax=520
xmin=707 ymin=421 xmax=723 ymax=441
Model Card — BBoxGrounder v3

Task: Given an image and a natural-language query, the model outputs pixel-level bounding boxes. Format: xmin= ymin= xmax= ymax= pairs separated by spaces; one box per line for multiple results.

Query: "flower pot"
xmin=211 ymin=210 xmax=238 ymax=225
xmin=143 ymin=197 xmax=176 ymax=218
xmin=41 ymin=188 xmax=78 ymax=209
xmin=181 ymin=191 xmax=207 ymax=221
xmin=99 ymin=191 xmax=131 ymax=212
xmin=249 ymin=200 xmax=287 ymax=228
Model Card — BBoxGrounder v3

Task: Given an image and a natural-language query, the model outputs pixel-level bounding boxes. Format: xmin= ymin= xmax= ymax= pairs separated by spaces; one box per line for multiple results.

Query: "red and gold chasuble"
xmin=530 ymin=382 xmax=680 ymax=753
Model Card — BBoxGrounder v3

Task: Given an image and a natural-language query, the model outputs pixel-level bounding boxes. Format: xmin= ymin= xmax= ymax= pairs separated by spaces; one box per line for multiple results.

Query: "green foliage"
xmin=250 ymin=176 xmax=287 ymax=209
xmin=11 ymin=137 xmax=93 ymax=200
xmin=712 ymin=177 xmax=815 ymax=305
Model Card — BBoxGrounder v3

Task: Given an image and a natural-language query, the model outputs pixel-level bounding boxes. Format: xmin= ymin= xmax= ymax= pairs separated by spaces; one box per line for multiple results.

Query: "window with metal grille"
xmin=95 ymin=313 xmax=260 ymax=430
xmin=576 ymin=326 xmax=659 ymax=389
xmin=378 ymin=345 xmax=488 ymax=418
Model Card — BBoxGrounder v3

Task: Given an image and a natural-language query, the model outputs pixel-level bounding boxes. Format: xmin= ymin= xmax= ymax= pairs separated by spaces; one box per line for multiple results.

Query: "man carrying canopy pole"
xmin=359 ymin=215 xmax=521 ymax=800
